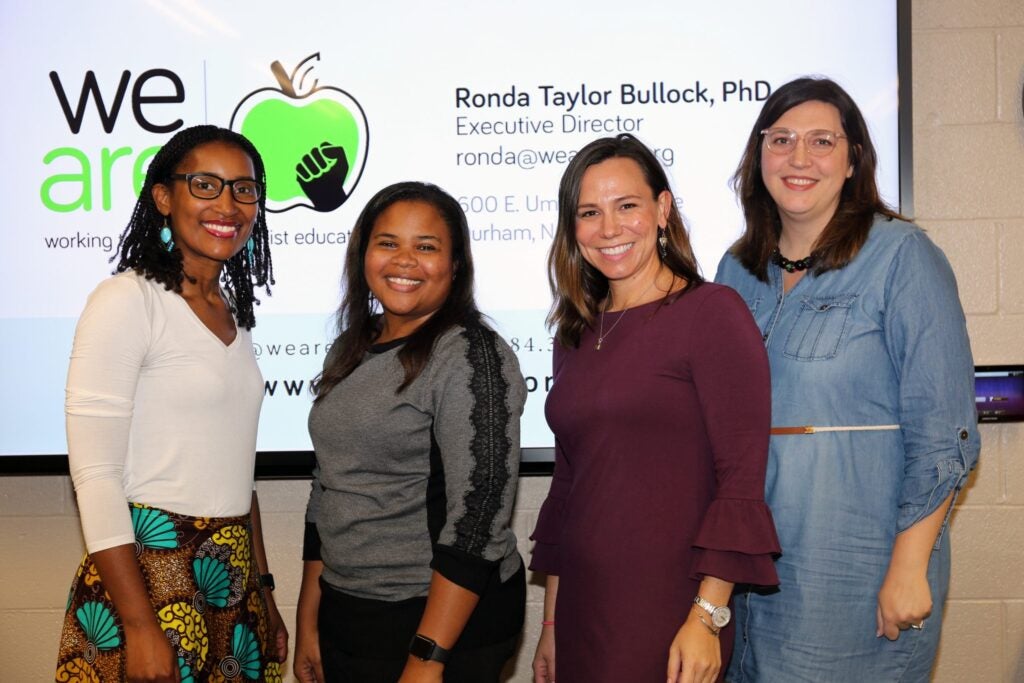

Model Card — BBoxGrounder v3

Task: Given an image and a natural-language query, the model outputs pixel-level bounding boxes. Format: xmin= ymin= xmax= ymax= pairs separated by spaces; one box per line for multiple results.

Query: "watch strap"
xmin=693 ymin=595 xmax=718 ymax=616
xmin=693 ymin=595 xmax=731 ymax=628
xmin=409 ymin=634 xmax=451 ymax=664
xmin=259 ymin=573 xmax=275 ymax=591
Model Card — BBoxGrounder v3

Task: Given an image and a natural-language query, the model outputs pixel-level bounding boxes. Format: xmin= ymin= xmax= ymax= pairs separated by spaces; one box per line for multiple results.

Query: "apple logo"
xmin=230 ymin=53 xmax=369 ymax=213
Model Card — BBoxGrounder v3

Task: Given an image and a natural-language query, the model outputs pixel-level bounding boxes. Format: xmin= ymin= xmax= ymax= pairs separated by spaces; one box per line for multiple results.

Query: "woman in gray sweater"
xmin=293 ymin=182 xmax=527 ymax=683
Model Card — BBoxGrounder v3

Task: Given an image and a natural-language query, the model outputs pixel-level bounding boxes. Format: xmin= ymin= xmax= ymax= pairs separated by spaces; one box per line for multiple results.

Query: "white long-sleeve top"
xmin=65 ymin=270 xmax=264 ymax=553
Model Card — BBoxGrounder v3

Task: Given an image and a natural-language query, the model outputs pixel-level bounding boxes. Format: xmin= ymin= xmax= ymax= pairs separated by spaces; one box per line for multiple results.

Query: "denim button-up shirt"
xmin=716 ymin=217 xmax=980 ymax=682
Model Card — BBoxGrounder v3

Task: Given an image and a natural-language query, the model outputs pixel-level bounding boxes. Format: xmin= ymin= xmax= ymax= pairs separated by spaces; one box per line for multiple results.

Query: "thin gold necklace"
xmin=595 ymin=277 xmax=658 ymax=351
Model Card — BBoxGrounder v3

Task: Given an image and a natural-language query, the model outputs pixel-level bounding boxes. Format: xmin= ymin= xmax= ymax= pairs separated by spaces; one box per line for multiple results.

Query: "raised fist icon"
xmin=296 ymin=141 xmax=350 ymax=212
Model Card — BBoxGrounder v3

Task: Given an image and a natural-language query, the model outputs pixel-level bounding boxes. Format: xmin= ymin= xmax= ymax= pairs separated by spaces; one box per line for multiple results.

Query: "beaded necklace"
xmin=771 ymin=248 xmax=815 ymax=273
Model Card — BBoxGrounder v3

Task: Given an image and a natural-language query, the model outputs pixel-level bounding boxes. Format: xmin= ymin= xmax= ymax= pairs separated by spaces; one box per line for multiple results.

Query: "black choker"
xmin=771 ymin=249 xmax=815 ymax=273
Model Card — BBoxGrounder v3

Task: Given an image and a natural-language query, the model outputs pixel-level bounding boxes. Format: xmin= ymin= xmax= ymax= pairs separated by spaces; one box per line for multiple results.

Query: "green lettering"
xmin=101 ymin=146 xmax=133 ymax=211
xmin=133 ymin=146 xmax=161 ymax=197
xmin=41 ymin=147 xmax=91 ymax=212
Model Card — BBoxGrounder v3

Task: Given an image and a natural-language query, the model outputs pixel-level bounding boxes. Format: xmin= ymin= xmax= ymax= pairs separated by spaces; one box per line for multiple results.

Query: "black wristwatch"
xmin=408 ymin=634 xmax=451 ymax=664
xmin=259 ymin=573 xmax=275 ymax=591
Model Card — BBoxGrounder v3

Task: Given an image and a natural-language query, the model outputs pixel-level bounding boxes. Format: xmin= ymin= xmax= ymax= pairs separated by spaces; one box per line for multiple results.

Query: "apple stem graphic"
xmin=270 ymin=53 xmax=322 ymax=99
xmin=270 ymin=61 xmax=296 ymax=97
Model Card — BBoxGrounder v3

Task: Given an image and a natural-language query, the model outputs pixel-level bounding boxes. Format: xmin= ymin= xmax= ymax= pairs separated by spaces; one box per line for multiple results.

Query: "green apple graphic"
xmin=230 ymin=53 xmax=368 ymax=213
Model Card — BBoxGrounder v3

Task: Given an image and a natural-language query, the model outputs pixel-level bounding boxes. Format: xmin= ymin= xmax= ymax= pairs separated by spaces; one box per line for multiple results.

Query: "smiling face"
xmin=574 ymin=156 xmax=671 ymax=304
xmin=152 ymin=140 xmax=257 ymax=272
xmin=760 ymin=100 xmax=854 ymax=235
xmin=364 ymin=200 xmax=455 ymax=340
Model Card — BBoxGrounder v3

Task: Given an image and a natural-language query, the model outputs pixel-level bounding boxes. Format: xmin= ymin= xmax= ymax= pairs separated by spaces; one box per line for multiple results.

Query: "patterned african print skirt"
xmin=55 ymin=503 xmax=282 ymax=682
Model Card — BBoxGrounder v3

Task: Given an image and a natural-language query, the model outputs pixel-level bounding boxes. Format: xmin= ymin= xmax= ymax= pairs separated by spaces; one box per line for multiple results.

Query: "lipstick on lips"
xmin=201 ymin=220 xmax=240 ymax=238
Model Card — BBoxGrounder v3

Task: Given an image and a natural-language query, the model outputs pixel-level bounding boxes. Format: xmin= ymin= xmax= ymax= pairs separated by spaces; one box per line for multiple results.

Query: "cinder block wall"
xmin=3 ymin=1 xmax=1023 ymax=680
xmin=913 ymin=2 xmax=1024 ymax=681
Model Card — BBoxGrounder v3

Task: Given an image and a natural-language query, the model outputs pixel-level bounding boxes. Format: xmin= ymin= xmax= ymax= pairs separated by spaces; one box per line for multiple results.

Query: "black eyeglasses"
xmin=167 ymin=173 xmax=263 ymax=204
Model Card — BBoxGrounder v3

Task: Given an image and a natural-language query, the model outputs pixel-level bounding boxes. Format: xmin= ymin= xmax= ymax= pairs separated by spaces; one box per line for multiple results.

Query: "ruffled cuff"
xmin=689 ymin=498 xmax=781 ymax=586
xmin=528 ymin=496 xmax=565 ymax=575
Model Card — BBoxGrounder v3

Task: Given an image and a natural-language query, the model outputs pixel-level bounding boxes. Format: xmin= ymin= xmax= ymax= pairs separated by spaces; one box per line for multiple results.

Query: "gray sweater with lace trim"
xmin=305 ymin=322 xmax=526 ymax=601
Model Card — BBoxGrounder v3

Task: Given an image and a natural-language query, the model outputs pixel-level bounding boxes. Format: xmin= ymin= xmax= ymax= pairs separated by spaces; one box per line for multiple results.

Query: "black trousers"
xmin=317 ymin=564 xmax=525 ymax=683
xmin=319 ymin=634 xmax=518 ymax=683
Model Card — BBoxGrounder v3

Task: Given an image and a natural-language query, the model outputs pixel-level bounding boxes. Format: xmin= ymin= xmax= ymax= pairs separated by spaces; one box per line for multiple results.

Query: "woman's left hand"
xmin=264 ymin=592 xmax=290 ymax=662
xmin=667 ymin=613 xmax=722 ymax=683
xmin=876 ymin=563 xmax=932 ymax=640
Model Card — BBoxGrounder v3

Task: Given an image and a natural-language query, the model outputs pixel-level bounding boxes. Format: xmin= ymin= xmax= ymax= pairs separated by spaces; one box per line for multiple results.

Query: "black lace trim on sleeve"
xmin=453 ymin=325 xmax=513 ymax=557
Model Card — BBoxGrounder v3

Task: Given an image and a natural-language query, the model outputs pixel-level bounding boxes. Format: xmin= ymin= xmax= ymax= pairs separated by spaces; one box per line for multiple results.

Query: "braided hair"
xmin=111 ymin=125 xmax=274 ymax=329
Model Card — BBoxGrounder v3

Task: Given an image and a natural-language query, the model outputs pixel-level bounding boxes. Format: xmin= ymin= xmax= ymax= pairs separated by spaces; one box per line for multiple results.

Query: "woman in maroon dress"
xmin=529 ymin=134 xmax=780 ymax=683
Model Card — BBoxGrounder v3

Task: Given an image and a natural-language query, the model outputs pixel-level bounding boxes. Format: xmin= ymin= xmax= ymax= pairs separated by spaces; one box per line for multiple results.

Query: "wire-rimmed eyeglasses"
xmin=760 ymin=128 xmax=847 ymax=157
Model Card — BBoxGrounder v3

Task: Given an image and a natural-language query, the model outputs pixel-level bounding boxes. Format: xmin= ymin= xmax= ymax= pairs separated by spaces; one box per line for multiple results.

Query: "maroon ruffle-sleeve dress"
xmin=530 ymin=284 xmax=781 ymax=682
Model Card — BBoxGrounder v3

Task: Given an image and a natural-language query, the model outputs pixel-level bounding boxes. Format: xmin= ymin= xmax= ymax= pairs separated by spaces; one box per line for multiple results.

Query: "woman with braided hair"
xmin=55 ymin=125 xmax=287 ymax=682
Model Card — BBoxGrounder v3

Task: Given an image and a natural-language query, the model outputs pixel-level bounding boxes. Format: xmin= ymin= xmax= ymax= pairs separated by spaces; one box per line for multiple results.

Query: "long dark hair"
xmin=730 ymin=76 xmax=903 ymax=280
xmin=548 ymin=133 xmax=703 ymax=348
xmin=112 ymin=124 xmax=274 ymax=329
xmin=312 ymin=181 xmax=479 ymax=399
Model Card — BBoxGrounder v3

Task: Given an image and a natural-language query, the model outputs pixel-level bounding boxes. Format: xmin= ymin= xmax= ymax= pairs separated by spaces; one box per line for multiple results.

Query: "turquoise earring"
xmin=159 ymin=220 xmax=174 ymax=252
xmin=246 ymin=237 xmax=255 ymax=265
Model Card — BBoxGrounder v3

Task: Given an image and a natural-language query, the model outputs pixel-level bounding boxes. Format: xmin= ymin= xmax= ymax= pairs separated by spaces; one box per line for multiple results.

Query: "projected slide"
xmin=975 ymin=368 xmax=1024 ymax=422
xmin=0 ymin=1 xmax=902 ymax=457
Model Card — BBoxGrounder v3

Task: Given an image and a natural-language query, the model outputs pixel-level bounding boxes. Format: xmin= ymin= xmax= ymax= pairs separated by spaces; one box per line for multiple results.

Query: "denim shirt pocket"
xmin=783 ymin=294 xmax=857 ymax=361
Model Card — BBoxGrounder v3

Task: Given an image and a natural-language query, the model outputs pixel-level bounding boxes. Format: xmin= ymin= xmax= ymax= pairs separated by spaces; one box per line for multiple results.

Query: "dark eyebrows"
xmin=190 ymin=171 xmax=257 ymax=181
xmin=372 ymin=232 xmax=443 ymax=242
xmin=577 ymin=193 xmax=645 ymax=208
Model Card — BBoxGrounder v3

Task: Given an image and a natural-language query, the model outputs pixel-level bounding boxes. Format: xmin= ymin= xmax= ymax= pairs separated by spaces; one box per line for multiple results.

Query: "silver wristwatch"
xmin=693 ymin=596 xmax=732 ymax=629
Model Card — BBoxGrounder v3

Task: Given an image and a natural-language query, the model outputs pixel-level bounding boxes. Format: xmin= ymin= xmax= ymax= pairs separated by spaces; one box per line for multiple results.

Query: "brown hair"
xmin=312 ymin=181 xmax=479 ymax=399
xmin=547 ymin=134 xmax=703 ymax=348
xmin=730 ymin=77 xmax=903 ymax=280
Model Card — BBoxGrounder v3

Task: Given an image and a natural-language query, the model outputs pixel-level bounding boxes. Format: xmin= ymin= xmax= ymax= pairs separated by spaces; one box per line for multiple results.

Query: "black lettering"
xmin=131 ymin=69 xmax=184 ymax=133
xmin=49 ymin=70 xmax=131 ymax=134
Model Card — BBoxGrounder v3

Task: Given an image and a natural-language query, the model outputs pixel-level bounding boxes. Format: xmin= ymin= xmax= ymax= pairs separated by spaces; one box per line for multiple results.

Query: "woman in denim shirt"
xmin=716 ymin=77 xmax=980 ymax=682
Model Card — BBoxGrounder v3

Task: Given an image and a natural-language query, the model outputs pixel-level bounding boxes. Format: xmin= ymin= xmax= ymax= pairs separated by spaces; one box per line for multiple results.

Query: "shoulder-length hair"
xmin=548 ymin=133 xmax=703 ymax=348
xmin=730 ymin=76 xmax=903 ymax=280
xmin=312 ymin=181 xmax=479 ymax=399
xmin=111 ymin=124 xmax=274 ymax=329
